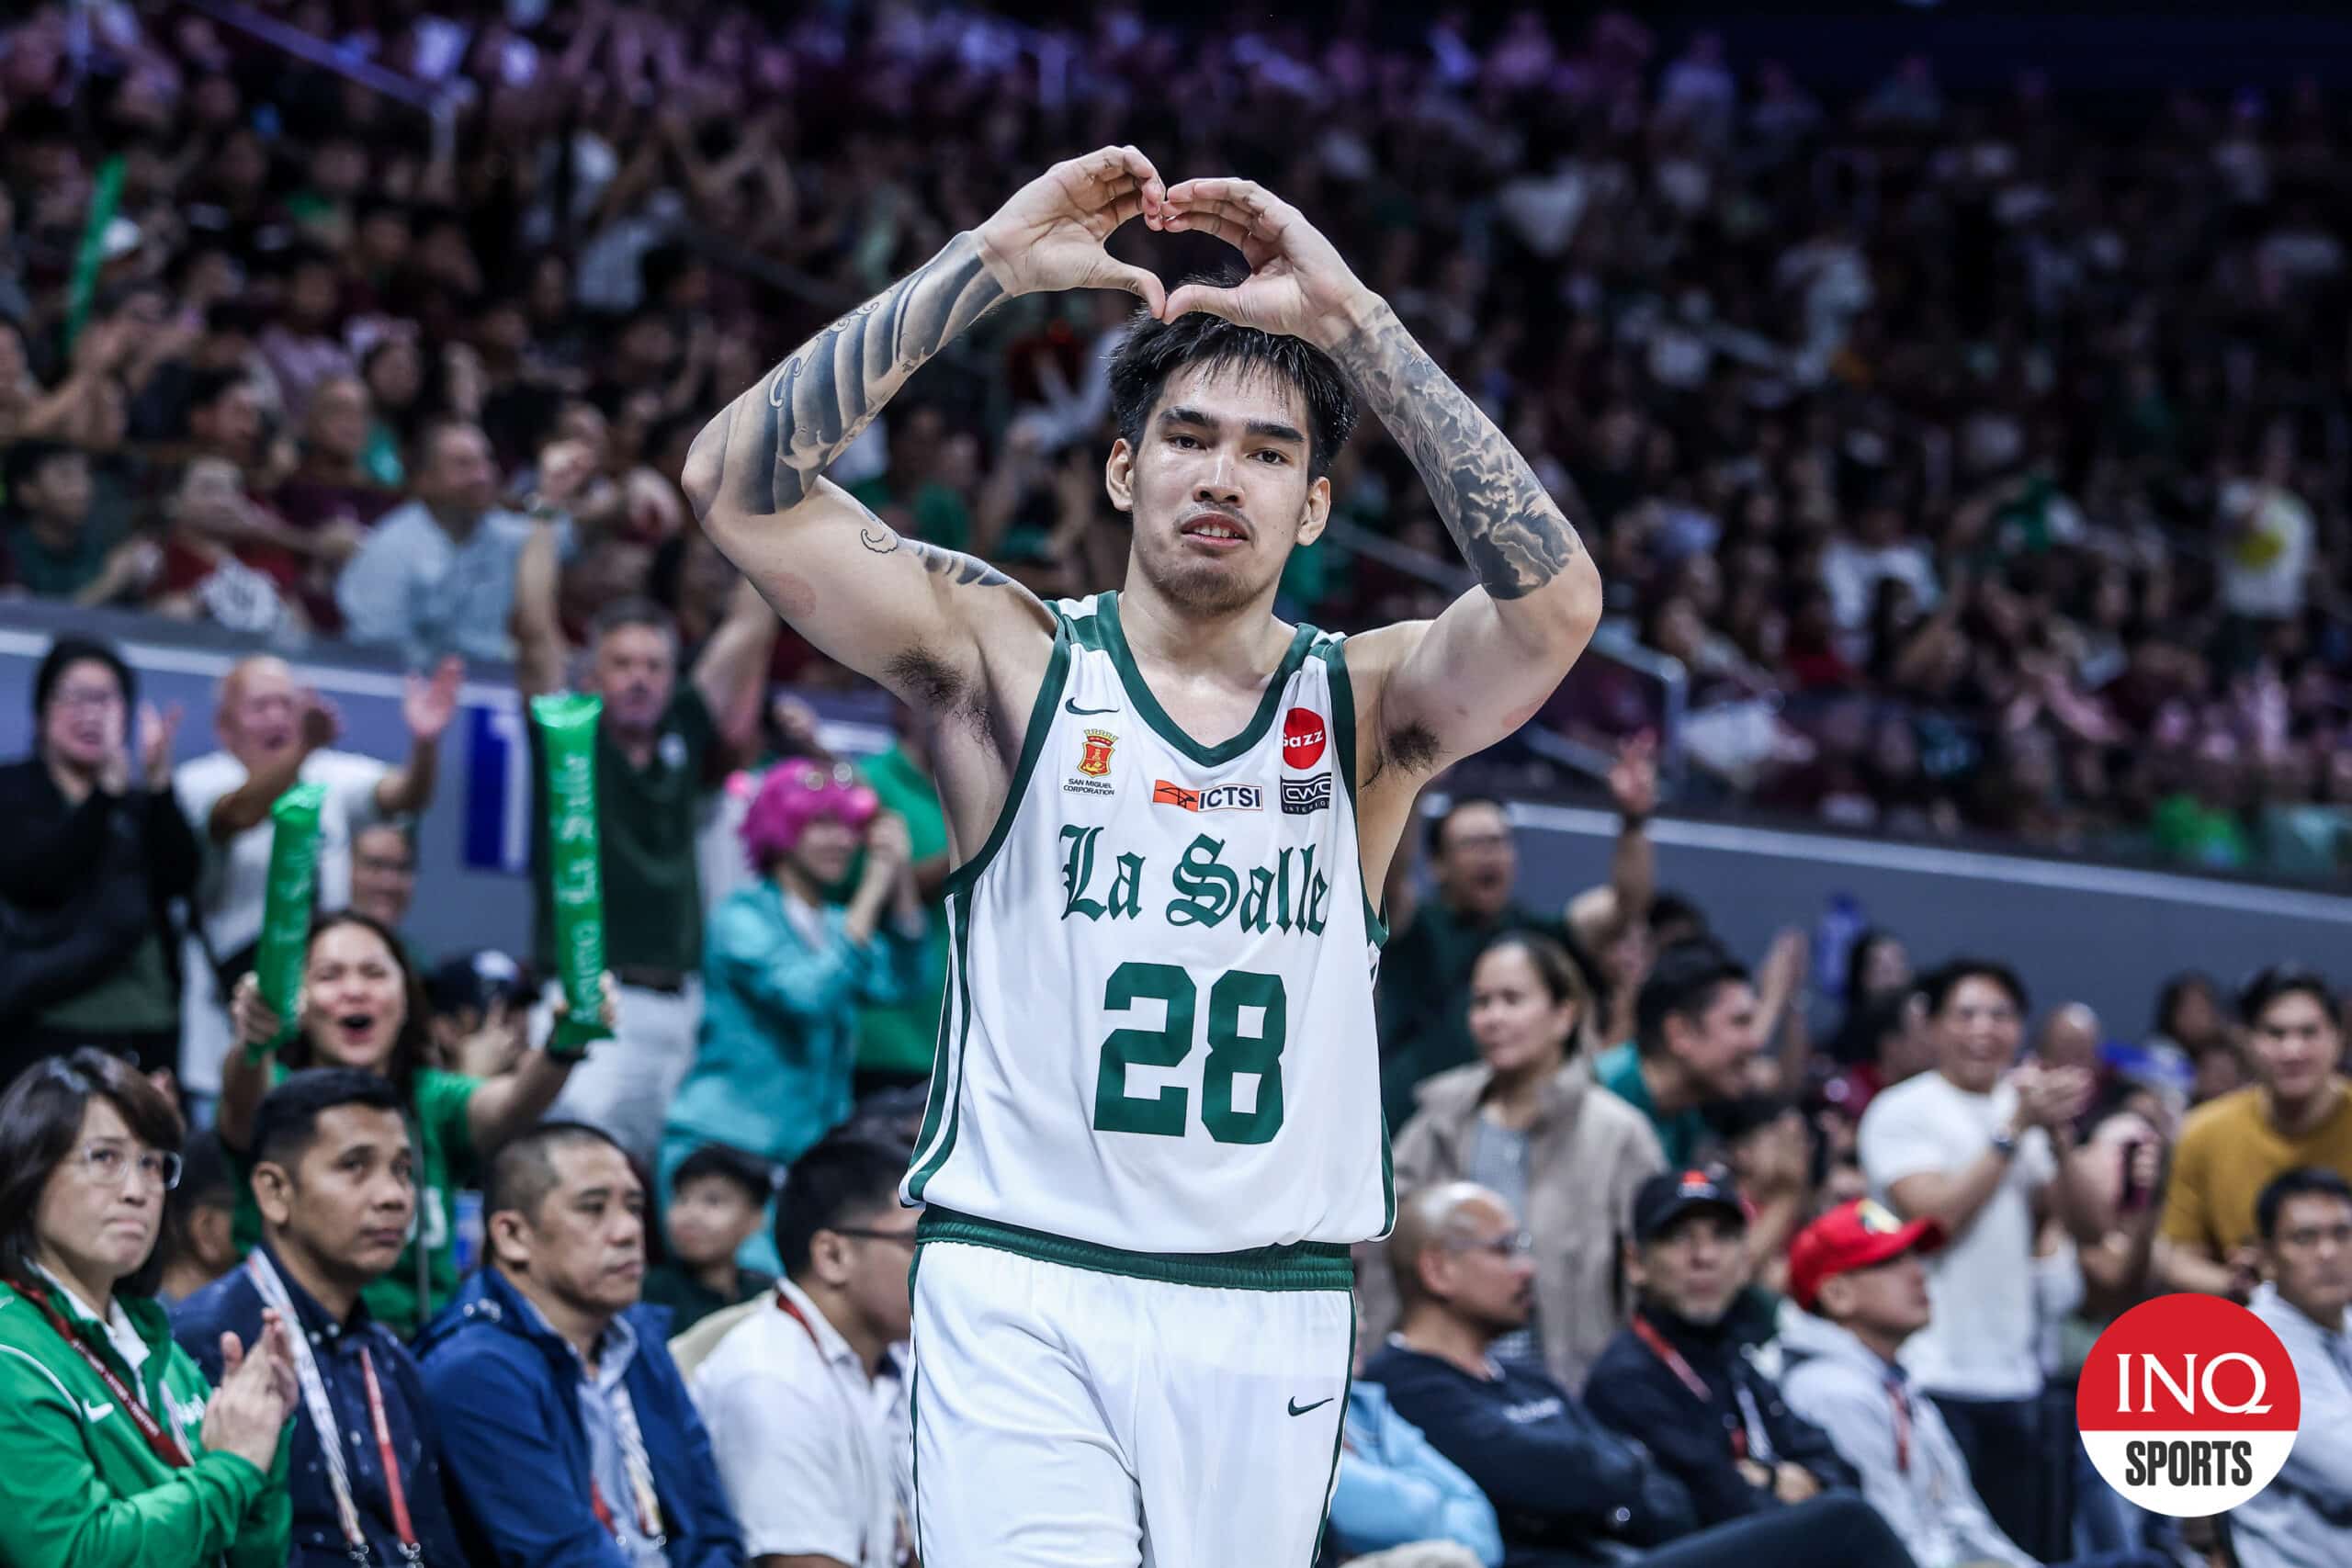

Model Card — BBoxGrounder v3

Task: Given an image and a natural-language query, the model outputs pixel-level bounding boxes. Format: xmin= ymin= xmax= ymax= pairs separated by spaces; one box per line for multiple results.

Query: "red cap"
xmin=1787 ymin=1199 xmax=1945 ymax=1312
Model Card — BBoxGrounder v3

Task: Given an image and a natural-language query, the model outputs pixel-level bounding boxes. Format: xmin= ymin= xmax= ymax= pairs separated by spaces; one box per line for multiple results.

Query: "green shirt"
xmin=533 ymin=686 xmax=718 ymax=976
xmin=231 ymin=1065 xmax=481 ymax=1339
xmin=1593 ymin=1041 xmax=1710 ymax=1167
xmin=37 ymin=930 xmax=178 ymax=1033
xmin=855 ymin=741 xmax=948 ymax=1075
xmin=0 ymin=1278 xmax=290 ymax=1568
xmin=640 ymin=1263 xmax=775 ymax=1337
xmin=6 ymin=516 xmax=119 ymax=600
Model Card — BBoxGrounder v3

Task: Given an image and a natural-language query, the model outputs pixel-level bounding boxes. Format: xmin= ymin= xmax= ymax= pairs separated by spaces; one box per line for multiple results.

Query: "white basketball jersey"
xmin=902 ymin=591 xmax=1393 ymax=1253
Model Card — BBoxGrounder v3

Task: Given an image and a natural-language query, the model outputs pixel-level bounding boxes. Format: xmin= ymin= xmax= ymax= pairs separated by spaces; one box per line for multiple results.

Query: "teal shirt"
xmin=854 ymin=742 xmax=949 ymax=1077
xmin=1593 ymin=1041 xmax=1711 ymax=1166
xmin=665 ymin=880 xmax=925 ymax=1164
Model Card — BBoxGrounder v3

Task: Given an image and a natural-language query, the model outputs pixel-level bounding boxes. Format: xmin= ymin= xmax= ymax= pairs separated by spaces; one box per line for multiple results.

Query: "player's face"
xmin=1467 ymin=944 xmax=1577 ymax=1077
xmin=1932 ymin=975 xmax=2023 ymax=1095
xmin=2267 ymin=1192 xmax=2352 ymax=1323
xmin=1108 ymin=360 xmax=1329 ymax=616
xmin=592 ymin=624 xmax=677 ymax=732
xmin=2248 ymin=991 xmax=2344 ymax=1105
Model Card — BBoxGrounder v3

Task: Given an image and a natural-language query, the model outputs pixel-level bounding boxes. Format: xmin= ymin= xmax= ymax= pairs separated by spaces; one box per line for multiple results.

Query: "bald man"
xmin=175 ymin=654 xmax=461 ymax=1107
xmin=2033 ymin=1003 xmax=2103 ymax=1077
xmin=1363 ymin=1183 xmax=1917 ymax=1568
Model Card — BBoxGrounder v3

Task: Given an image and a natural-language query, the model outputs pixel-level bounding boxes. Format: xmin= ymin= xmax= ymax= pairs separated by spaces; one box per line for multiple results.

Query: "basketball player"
xmin=683 ymin=145 xmax=1601 ymax=1567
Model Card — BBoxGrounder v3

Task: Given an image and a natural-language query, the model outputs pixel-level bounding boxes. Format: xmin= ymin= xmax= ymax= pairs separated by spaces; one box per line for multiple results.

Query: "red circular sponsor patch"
xmin=2075 ymin=1293 xmax=2300 ymax=1516
xmin=1282 ymin=707 xmax=1327 ymax=770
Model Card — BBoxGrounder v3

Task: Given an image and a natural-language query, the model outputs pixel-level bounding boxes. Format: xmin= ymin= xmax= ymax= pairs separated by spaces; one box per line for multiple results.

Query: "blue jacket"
xmin=664 ymin=880 xmax=923 ymax=1165
xmin=174 ymin=1245 xmax=469 ymax=1568
xmin=414 ymin=1267 xmax=743 ymax=1568
xmin=1330 ymin=1382 xmax=1504 ymax=1566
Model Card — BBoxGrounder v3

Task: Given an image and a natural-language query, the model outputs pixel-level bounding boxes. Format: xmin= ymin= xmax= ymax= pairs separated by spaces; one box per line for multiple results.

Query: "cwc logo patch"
xmin=1281 ymin=775 xmax=1333 ymax=815
xmin=1283 ymin=708 xmax=1327 ymax=770
xmin=1154 ymin=780 xmax=1263 ymax=813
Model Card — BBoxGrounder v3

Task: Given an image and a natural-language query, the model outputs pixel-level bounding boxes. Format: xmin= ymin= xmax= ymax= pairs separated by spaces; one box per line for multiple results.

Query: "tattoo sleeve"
xmin=1332 ymin=307 xmax=1583 ymax=601
xmin=685 ymin=232 xmax=1005 ymax=521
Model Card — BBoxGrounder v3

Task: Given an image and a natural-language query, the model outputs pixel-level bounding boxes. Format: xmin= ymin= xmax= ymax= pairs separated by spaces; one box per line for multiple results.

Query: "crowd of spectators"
xmin=6 ymin=2 xmax=2352 ymax=877
xmin=6 ymin=5 xmax=2352 ymax=1568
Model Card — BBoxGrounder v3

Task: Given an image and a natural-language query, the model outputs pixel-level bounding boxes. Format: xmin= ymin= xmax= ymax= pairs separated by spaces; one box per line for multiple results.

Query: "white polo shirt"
xmin=1858 ymin=1068 xmax=2058 ymax=1401
xmin=688 ymin=1280 xmax=911 ymax=1568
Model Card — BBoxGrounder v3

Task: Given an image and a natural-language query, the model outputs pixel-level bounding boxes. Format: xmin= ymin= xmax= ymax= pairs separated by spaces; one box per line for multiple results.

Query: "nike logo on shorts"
xmin=83 ymin=1399 xmax=114 ymax=1422
xmin=1286 ymin=1396 xmax=1334 ymax=1417
xmin=1065 ymin=699 xmax=1121 ymax=716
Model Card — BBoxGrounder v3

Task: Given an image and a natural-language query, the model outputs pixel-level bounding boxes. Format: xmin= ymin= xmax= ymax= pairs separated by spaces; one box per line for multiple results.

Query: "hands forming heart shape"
xmin=974 ymin=144 xmax=1377 ymax=348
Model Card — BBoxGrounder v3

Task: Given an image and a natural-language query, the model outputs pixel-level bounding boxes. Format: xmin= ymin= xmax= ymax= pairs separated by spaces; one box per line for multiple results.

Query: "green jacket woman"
xmin=0 ymin=1050 xmax=296 ymax=1568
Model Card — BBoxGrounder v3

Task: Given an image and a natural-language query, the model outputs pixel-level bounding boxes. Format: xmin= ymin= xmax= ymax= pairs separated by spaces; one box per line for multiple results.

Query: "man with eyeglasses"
xmin=689 ymin=1134 xmax=918 ymax=1568
xmin=2233 ymin=1166 xmax=2352 ymax=1568
xmin=1366 ymin=1181 xmax=1917 ymax=1567
xmin=1856 ymin=960 xmax=2108 ymax=1563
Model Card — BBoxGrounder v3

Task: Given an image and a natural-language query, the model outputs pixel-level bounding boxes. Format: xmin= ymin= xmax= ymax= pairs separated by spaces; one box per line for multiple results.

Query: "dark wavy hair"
xmin=0 ymin=1050 xmax=187 ymax=1299
xmin=278 ymin=910 xmax=433 ymax=1102
xmin=1108 ymin=280 xmax=1360 ymax=480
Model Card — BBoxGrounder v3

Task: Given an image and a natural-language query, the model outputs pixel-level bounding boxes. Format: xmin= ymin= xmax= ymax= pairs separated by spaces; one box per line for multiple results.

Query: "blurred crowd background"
xmin=6 ymin=0 xmax=2352 ymax=876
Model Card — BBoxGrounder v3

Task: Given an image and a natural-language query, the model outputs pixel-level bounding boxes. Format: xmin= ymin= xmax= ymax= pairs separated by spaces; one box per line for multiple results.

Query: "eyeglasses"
xmin=49 ymin=686 xmax=124 ymax=712
xmin=73 ymin=1142 xmax=182 ymax=1191
xmin=831 ymin=1226 xmax=920 ymax=1249
xmin=1445 ymin=1230 xmax=1534 ymax=1259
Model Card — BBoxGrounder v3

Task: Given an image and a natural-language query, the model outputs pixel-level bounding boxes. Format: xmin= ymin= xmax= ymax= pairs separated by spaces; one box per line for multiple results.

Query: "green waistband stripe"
xmin=916 ymin=1207 xmax=1355 ymax=1292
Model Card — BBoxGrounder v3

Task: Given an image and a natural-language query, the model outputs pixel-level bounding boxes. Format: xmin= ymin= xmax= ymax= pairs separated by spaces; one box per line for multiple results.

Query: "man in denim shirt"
xmin=175 ymin=1069 xmax=469 ymax=1567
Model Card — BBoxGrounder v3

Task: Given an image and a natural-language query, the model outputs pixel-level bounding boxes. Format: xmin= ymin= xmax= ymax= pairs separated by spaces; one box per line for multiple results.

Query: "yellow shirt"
xmin=2160 ymin=1080 xmax=2352 ymax=1257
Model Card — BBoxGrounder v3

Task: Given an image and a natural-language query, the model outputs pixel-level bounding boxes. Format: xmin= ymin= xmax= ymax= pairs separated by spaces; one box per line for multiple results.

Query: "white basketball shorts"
xmin=908 ymin=1216 xmax=1356 ymax=1568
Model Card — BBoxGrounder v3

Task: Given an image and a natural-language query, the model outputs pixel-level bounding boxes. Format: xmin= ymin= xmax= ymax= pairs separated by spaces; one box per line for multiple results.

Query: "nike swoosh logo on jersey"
xmin=1287 ymin=1396 xmax=1334 ymax=1417
xmin=82 ymin=1399 xmax=114 ymax=1422
xmin=1065 ymin=699 xmax=1121 ymax=716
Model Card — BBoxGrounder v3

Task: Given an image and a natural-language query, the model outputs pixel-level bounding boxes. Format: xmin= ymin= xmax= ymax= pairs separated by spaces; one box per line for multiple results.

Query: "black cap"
xmin=425 ymin=949 xmax=534 ymax=1017
xmin=1632 ymin=1166 xmax=1749 ymax=1243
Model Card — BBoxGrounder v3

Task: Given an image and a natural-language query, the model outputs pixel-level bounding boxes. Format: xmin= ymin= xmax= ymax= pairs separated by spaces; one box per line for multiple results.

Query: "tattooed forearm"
xmin=1332 ymin=306 xmax=1582 ymax=601
xmin=858 ymin=517 xmax=1013 ymax=588
xmin=684 ymin=232 xmax=1005 ymax=522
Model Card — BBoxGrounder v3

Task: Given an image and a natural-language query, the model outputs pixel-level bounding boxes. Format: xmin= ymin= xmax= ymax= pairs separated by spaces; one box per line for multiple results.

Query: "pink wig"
xmin=740 ymin=761 xmax=879 ymax=869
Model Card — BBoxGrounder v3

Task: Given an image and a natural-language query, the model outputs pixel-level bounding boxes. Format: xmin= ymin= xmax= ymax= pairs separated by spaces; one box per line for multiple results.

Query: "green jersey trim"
xmin=915 ymin=1206 xmax=1354 ymax=1292
xmin=1091 ymin=592 xmax=1318 ymax=766
xmin=1310 ymin=635 xmax=1387 ymax=947
xmin=942 ymin=615 xmax=1073 ymax=899
xmin=906 ymin=887 xmax=975 ymax=1201
xmin=1308 ymin=1312 xmax=1359 ymax=1563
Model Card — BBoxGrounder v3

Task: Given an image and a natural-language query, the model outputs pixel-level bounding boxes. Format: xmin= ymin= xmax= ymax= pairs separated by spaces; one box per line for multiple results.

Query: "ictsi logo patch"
xmin=2076 ymin=1293 xmax=2300 ymax=1516
xmin=1153 ymin=780 xmax=1263 ymax=813
xmin=1283 ymin=707 xmax=1326 ymax=770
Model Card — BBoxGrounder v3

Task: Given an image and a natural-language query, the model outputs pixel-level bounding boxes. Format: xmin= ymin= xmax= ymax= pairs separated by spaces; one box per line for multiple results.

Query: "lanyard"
xmin=1884 ymin=1376 xmax=1913 ymax=1475
xmin=17 ymin=1279 xmax=190 ymax=1469
xmin=586 ymin=1368 xmax=665 ymax=1553
xmin=1630 ymin=1314 xmax=1757 ymax=1462
xmin=246 ymin=1252 xmax=421 ymax=1564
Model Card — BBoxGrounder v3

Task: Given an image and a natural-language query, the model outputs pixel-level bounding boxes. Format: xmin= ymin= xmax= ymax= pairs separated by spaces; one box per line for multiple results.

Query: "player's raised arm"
xmin=683 ymin=146 xmax=1170 ymax=709
xmin=1158 ymin=178 xmax=1602 ymax=773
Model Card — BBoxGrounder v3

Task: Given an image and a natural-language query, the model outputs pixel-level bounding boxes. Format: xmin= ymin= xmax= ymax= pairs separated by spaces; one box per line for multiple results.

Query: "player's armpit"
xmin=704 ymin=476 xmax=1052 ymax=715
